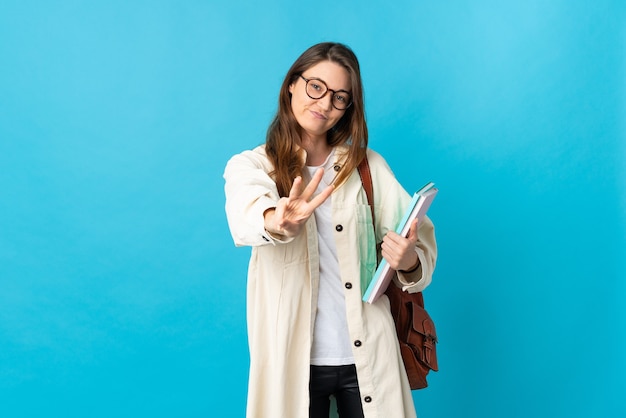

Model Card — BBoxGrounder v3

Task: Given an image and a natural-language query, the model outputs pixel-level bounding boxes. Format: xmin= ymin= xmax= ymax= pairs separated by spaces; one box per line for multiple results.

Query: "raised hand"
xmin=264 ymin=168 xmax=333 ymax=238
xmin=381 ymin=218 xmax=420 ymax=271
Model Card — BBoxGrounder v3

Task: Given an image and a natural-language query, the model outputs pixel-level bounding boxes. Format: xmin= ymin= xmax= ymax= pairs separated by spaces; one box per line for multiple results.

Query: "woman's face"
xmin=288 ymin=60 xmax=351 ymax=143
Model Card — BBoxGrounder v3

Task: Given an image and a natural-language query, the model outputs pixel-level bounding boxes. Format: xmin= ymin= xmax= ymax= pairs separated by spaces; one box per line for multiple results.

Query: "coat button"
xmin=345 ymin=282 xmax=352 ymax=289
xmin=364 ymin=396 xmax=372 ymax=403
xmin=333 ymin=164 xmax=341 ymax=172
xmin=335 ymin=224 xmax=343 ymax=232
xmin=354 ymin=340 xmax=362 ymax=347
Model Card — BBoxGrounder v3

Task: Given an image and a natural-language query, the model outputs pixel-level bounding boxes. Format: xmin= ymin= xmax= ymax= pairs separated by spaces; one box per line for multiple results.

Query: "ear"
xmin=288 ymin=82 xmax=295 ymax=95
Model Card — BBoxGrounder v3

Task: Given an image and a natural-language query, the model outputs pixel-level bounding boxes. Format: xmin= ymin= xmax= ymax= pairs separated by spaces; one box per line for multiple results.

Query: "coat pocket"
xmin=356 ymin=203 xmax=377 ymax=295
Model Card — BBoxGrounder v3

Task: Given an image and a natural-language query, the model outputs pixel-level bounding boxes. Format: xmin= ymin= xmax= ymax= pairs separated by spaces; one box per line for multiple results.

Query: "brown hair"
xmin=266 ymin=42 xmax=368 ymax=197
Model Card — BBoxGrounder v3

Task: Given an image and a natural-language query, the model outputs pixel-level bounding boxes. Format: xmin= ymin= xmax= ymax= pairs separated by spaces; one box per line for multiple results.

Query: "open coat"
xmin=224 ymin=144 xmax=437 ymax=418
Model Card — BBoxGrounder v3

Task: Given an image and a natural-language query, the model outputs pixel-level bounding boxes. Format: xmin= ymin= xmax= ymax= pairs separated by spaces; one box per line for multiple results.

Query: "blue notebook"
xmin=362 ymin=182 xmax=438 ymax=303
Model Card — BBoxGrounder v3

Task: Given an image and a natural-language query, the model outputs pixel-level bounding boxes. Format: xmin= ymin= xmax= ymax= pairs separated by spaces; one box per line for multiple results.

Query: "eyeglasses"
xmin=299 ymin=75 xmax=353 ymax=110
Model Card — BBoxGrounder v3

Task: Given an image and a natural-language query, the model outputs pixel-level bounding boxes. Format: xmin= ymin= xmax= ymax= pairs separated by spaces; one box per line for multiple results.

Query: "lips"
xmin=310 ymin=110 xmax=328 ymax=120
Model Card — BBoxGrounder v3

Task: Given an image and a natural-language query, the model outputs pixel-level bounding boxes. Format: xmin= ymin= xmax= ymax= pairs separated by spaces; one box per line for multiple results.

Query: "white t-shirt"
xmin=306 ymin=150 xmax=355 ymax=366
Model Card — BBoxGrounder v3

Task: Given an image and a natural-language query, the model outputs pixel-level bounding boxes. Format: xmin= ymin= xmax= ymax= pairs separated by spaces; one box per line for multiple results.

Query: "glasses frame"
xmin=299 ymin=75 xmax=353 ymax=110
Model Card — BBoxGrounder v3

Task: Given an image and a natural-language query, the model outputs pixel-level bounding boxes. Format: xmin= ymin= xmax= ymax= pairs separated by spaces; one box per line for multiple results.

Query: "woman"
xmin=224 ymin=42 xmax=436 ymax=418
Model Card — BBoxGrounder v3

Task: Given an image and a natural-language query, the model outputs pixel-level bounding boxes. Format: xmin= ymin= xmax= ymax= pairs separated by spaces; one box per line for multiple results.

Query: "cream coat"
xmin=224 ymin=144 xmax=437 ymax=418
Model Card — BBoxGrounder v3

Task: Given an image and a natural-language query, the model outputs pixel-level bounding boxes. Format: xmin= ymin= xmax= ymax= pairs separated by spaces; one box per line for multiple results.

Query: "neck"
xmin=301 ymin=136 xmax=332 ymax=166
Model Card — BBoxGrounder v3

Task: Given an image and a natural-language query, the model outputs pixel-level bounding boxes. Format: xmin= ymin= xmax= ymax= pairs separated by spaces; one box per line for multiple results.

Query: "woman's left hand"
xmin=381 ymin=219 xmax=420 ymax=271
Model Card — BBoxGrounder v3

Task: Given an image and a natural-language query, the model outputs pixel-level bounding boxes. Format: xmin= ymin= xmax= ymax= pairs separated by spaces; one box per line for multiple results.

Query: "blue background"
xmin=1 ymin=1 xmax=624 ymax=417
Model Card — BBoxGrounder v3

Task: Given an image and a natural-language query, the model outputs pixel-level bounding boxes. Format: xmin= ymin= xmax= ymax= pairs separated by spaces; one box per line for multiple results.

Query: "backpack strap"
xmin=357 ymin=155 xmax=375 ymax=230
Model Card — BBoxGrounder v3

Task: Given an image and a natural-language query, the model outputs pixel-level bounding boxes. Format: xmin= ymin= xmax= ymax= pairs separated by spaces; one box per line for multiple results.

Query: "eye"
xmin=335 ymin=94 xmax=349 ymax=103
xmin=310 ymin=82 xmax=324 ymax=92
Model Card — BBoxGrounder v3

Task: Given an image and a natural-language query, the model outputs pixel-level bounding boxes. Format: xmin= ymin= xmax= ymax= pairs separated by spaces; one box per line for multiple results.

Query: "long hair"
xmin=266 ymin=42 xmax=368 ymax=197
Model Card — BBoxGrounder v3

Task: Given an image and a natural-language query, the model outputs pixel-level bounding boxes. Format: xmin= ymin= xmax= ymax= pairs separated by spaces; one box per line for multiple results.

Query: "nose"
xmin=318 ymin=91 xmax=333 ymax=110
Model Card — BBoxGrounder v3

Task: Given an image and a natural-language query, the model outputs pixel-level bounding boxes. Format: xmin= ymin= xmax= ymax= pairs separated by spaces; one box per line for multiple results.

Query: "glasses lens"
xmin=305 ymin=79 xmax=327 ymax=99
xmin=333 ymin=93 xmax=352 ymax=110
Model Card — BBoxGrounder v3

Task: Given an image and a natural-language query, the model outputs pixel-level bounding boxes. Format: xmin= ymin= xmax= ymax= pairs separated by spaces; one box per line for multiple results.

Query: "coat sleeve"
xmin=367 ymin=150 xmax=437 ymax=293
xmin=223 ymin=148 xmax=294 ymax=247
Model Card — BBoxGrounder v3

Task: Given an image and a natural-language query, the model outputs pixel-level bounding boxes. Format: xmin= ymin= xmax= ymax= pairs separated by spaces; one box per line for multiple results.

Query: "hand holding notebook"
xmin=362 ymin=182 xmax=438 ymax=303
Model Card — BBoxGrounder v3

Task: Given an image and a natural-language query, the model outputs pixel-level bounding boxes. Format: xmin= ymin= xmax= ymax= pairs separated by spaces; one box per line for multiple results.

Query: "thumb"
xmin=406 ymin=219 xmax=419 ymax=242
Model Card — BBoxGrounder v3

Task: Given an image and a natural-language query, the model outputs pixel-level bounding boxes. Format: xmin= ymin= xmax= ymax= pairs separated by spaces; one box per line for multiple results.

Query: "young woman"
xmin=224 ymin=42 xmax=437 ymax=418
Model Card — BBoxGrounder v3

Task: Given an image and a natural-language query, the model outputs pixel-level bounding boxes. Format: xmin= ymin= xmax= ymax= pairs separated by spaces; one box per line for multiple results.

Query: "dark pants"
xmin=309 ymin=365 xmax=365 ymax=418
